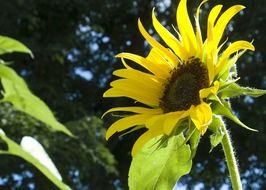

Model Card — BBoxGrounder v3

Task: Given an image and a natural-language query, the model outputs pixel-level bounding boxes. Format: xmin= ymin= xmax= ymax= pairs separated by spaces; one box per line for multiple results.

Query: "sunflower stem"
xmin=221 ymin=123 xmax=243 ymax=190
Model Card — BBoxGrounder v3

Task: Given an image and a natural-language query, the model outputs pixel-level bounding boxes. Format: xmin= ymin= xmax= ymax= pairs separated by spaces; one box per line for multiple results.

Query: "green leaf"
xmin=189 ymin=129 xmax=200 ymax=159
xmin=0 ymin=64 xmax=72 ymax=136
xmin=0 ymin=131 xmax=70 ymax=190
xmin=0 ymin=35 xmax=33 ymax=57
xmin=212 ymin=101 xmax=257 ymax=132
xmin=128 ymin=134 xmax=192 ymax=190
xmin=209 ymin=116 xmax=224 ymax=152
xmin=219 ymin=83 xmax=266 ymax=99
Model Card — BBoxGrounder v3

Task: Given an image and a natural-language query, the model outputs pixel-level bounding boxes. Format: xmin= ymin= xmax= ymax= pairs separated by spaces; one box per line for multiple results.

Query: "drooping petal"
xmin=199 ymin=81 xmax=219 ymax=99
xmin=216 ymin=41 xmax=254 ymax=75
xmin=145 ymin=111 xmax=188 ymax=135
xmin=176 ymin=0 xmax=197 ymax=56
xmin=189 ymin=102 xmax=212 ymax=134
xmin=131 ymin=127 xmax=164 ymax=156
xmin=151 ymin=8 xmax=186 ymax=60
xmin=163 ymin=111 xmax=188 ymax=135
xmin=106 ymin=114 xmax=153 ymax=140
xmin=138 ymin=19 xmax=178 ymax=64
xmin=145 ymin=114 xmax=167 ymax=129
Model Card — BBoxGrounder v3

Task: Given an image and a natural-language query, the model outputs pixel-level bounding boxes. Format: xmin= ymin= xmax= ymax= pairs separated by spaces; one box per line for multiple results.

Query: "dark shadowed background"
xmin=0 ymin=0 xmax=265 ymax=189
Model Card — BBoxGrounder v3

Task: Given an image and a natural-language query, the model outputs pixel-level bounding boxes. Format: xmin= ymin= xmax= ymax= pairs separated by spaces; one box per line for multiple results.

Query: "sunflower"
xmin=103 ymin=0 xmax=254 ymax=156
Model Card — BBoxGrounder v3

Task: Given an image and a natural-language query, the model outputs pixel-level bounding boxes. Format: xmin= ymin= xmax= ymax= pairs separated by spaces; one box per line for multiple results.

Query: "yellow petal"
xmin=189 ymin=102 xmax=212 ymax=134
xmin=205 ymin=5 xmax=223 ymax=82
xmin=102 ymin=107 xmax=162 ymax=118
xmin=106 ymin=114 xmax=152 ymax=140
xmin=152 ymin=8 xmax=187 ymax=60
xmin=216 ymin=41 xmax=254 ymax=75
xmin=176 ymin=0 xmax=197 ymax=56
xmin=212 ymin=5 xmax=245 ymax=49
xmin=207 ymin=5 xmax=223 ymax=43
xmin=110 ymin=78 xmax=161 ymax=94
xmin=113 ymin=68 xmax=162 ymax=88
xmin=116 ymin=52 xmax=170 ymax=79
xmin=145 ymin=114 xmax=167 ymax=129
xmin=163 ymin=111 xmax=188 ymax=135
xmin=206 ymin=53 xmax=216 ymax=84
xmin=195 ymin=0 xmax=208 ymax=55
xmin=103 ymin=87 xmax=159 ymax=106
xmin=146 ymin=48 xmax=174 ymax=75
xmin=131 ymin=127 xmax=163 ymax=156
xmin=196 ymin=0 xmax=208 ymax=20
xmin=138 ymin=19 xmax=178 ymax=64
xmin=113 ymin=68 xmax=159 ymax=81
xmin=199 ymin=81 xmax=219 ymax=99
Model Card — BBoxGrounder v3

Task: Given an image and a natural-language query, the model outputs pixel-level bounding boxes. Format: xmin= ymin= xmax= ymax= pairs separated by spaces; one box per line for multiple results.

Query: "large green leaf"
xmin=0 ymin=35 xmax=33 ymax=56
xmin=0 ymin=130 xmax=70 ymax=190
xmin=219 ymin=83 xmax=266 ymax=99
xmin=129 ymin=134 xmax=192 ymax=190
xmin=0 ymin=64 xmax=72 ymax=136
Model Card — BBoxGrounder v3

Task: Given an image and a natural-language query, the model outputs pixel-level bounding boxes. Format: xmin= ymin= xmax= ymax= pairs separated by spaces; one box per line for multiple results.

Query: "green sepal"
xmin=212 ymin=101 xmax=257 ymax=132
xmin=218 ymin=51 xmax=245 ymax=81
xmin=0 ymin=35 xmax=33 ymax=57
xmin=209 ymin=116 xmax=224 ymax=152
xmin=0 ymin=64 xmax=73 ymax=136
xmin=219 ymin=82 xmax=266 ymax=99
xmin=0 ymin=131 xmax=70 ymax=190
xmin=218 ymin=78 xmax=240 ymax=90
xmin=128 ymin=133 xmax=192 ymax=190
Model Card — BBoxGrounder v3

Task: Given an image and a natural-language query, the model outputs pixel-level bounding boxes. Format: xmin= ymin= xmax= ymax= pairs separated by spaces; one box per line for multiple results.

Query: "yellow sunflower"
xmin=103 ymin=0 xmax=254 ymax=156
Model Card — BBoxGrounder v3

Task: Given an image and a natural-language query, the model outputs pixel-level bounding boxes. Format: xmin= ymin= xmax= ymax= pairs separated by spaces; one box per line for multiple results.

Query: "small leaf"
xmin=129 ymin=134 xmax=192 ymax=190
xmin=212 ymin=101 xmax=257 ymax=132
xmin=209 ymin=116 xmax=225 ymax=152
xmin=0 ymin=132 xmax=70 ymax=190
xmin=210 ymin=130 xmax=224 ymax=152
xmin=219 ymin=83 xmax=266 ymax=99
xmin=0 ymin=64 xmax=72 ymax=136
xmin=208 ymin=115 xmax=223 ymax=132
xmin=0 ymin=35 xmax=33 ymax=57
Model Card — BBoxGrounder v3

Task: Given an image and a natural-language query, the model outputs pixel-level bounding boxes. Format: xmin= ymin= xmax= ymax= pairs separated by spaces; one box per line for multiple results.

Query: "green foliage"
xmin=0 ymin=64 xmax=72 ymax=136
xmin=0 ymin=131 xmax=70 ymax=190
xmin=189 ymin=129 xmax=200 ymax=159
xmin=0 ymin=35 xmax=71 ymax=136
xmin=209 ymin=116 xmax=224 ymax=152
xmin=212 ymin=101 xmax=257 ymax=132
xmin=0 ymin=35 xmax=32 ymax=57
xmin=0 ymin=35 xmax=72 ymax=188
xmin=128 ymin=134 xmax=192 ymax=190
xmin=219 ymin=83 xmax=266 ymax=99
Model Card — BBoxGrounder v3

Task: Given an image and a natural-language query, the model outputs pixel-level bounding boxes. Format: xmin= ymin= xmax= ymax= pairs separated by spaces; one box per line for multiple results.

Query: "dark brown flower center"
xmin=159 ymin=57 xmax=209 ymax=113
